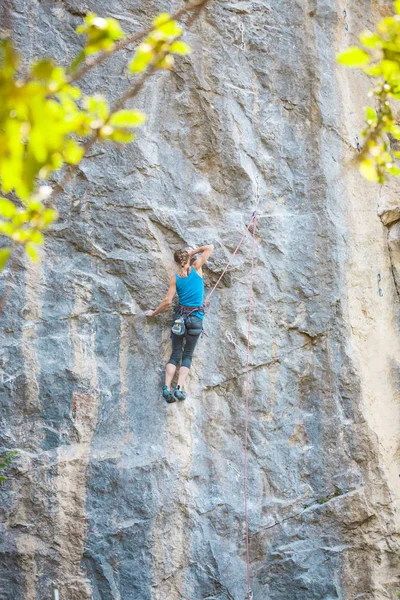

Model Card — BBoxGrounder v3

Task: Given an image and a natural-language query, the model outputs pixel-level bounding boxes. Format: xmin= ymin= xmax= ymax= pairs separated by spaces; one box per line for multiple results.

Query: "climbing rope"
xmin=244 ymin=213 xmax=257 ymax=600
xmin=204 ymin=211 xmax=257 ymax=312
xmin=200 ymin=210 xmax=258 ymax=598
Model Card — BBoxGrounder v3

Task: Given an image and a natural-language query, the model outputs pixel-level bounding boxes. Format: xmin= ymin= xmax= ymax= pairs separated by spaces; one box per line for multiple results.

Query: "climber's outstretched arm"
xmin=191 ymin=244 xmax=214 ymax=270
xmin=146 ymin=276 xmax=176 ymax=317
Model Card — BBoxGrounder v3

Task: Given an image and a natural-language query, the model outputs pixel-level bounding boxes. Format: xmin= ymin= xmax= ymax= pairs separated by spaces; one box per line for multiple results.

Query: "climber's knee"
xmin=181 ymin=355 xmax=193 ymax=369
xmin=181 ymin=336 xmax=199 ymax=368
xmin=168 ymin=347 xmax=182 ymax=366
xmin=168 ymin=354 xmax=180 ymax=366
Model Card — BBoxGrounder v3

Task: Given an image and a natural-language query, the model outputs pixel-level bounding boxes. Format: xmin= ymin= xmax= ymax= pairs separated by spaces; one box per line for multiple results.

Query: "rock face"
xmin=1 ymin=1 xmax=400 ymax=599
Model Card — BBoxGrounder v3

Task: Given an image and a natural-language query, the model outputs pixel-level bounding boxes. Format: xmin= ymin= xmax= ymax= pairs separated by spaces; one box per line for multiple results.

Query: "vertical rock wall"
xmin=1 ymin=0 xmax=400 ymax=598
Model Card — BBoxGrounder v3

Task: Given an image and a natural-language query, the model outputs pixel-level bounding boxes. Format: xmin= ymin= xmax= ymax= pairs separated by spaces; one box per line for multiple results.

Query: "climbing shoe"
xmin=162 ymin=385 xmax=175 ymax=404
xmin=173 ymin=385 xmax=187 ymax=401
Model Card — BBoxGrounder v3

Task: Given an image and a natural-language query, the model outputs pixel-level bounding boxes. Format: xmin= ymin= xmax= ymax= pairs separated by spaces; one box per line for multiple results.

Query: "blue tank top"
xmin=175 ymin=267 xmax=205 ymax=320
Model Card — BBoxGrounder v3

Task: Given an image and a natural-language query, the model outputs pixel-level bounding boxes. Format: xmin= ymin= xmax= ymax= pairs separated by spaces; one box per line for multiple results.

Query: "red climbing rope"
xmin=244 ymin=213 xmax=257 ymax=600
xmin=200 ymin=211 xmax=258 ymax=599
xmin=203 ymin=212 xmax=257 ymax=313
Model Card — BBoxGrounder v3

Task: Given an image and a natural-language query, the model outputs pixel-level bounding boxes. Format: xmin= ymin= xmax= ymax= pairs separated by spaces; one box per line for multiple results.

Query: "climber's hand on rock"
xmin=145 ymin=310 xmax=155 ymax=317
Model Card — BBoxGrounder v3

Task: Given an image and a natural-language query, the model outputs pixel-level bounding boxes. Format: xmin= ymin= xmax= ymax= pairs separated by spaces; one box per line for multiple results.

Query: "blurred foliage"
xmin=0 ymin=11 xmax=192 ymax=270
xmin=129 ymin=13 xmax=191 ymax=73
xmin=0 ymin=450 xmax=17 ymax=482
xmin=337 ymin=0 xmax=400 ymax=183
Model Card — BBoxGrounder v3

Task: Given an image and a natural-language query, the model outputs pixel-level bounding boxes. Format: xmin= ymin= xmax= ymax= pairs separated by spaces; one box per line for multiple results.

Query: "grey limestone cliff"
xmin=1 ymin=0 xmax=400 ymax=599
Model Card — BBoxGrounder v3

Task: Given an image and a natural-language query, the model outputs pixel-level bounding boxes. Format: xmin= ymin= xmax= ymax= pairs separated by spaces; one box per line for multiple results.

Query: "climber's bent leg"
xmin=177 ymin=328 xmax=201 ymax=390
xmin=166 ymin=333 xmax=184 ymax=390
xmin=181 ymin=320 xmax=202 ymax=369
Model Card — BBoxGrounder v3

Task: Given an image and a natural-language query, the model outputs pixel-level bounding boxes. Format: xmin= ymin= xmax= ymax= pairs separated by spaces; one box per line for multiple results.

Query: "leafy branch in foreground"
xmin=0 ymin=1 xmax=209 ymax=272
xmin=337 ymin=0 xmax=400 ymax=183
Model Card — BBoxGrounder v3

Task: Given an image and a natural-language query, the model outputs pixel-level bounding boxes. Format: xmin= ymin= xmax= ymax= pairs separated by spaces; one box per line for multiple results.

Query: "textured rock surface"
xmin=1 ymin=1 xmax=400 ymax=599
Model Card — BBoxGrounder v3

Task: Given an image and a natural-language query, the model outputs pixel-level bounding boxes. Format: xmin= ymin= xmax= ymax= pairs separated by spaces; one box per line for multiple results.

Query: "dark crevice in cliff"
xmin=203 ymin=341 xmax=311 ymax=390
xmin=248 ymin=487 xmax=364 ymax=540
xmin=386 ymin=226 xmax=400 ymax=307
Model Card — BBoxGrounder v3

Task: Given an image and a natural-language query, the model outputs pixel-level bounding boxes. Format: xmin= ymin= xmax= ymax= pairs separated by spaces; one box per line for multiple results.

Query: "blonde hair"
xmin=174 ymin=249 xmax=189 ymax=268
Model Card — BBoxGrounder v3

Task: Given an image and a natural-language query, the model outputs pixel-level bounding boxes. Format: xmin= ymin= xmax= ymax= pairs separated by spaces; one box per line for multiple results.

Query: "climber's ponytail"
xmin=174 ymin=249 xmax=189 ymax=268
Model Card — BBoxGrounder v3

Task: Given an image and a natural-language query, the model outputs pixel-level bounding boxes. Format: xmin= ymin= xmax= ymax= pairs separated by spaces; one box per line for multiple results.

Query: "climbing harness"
xmin=171 ymin=305 xmax=204 ymax=336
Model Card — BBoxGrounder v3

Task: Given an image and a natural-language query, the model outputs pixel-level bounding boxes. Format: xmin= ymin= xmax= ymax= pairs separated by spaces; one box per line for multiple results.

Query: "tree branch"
xmin=67 ymin=0 xmax=212 ymax=85
xmin=54 ymin=67 xmax=156 ymax=197
xmin=53 ymin=1 xmax=210 ymax=200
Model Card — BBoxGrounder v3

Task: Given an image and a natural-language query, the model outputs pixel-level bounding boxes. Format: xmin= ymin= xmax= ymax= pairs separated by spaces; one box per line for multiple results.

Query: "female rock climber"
xmin=145 ymin=244 xmax=214 ymax=403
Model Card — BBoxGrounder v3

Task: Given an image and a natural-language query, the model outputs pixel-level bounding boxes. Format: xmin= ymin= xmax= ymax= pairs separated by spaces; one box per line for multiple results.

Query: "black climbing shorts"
xmin=168 ymin=315 xmax=203 ymax=368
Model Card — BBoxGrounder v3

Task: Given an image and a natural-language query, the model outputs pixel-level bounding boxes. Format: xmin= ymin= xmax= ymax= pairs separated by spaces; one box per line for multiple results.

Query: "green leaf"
xmin=0 ymin=199 xmax=17 ymax=219
xmin=170 ymin=41 xmax=192 ymax=55
xmin=387 ymin=164 xmax=400 ymax=176
xmin=83 ymin=94 xmax=109 ymax=121
xmin=0 ymin=39 xmax=19 ymax=77
xmin=27 ymin=200 xmax=44 ymax=212
xmin=365 ymin=106 xmax=377 ymax=123
xmin=337 ymin=46 xmax=370 ymax=67
xmin=77 ymin=14 xmax=125 ymax=55
xmin=13 ymin=212 xmax=29 ymax=226
xmin=378 ymin=16 xmax=397 ymax=36
xmin=395 ymin=0 xmax=400 ymax=14
xmin=364 ymin=64 xmax=384 ymax=77
xmin=390 ymin=125 xmax=400 ymax=139
xmin=29 ymin=231 xmax=44 ymax=244
xmin=128 ymin=45 xmax=153 ymax=73
xmin=13 ymin=229 xmax=29 ymax=243
xmin=156 ymin=20 xmax=183 ymax=38
xmin=68 ymin=50 xmax=86 ymax=74
xmin=153 ymin=13 xmax=171 ymax=27
xmin=99 ymin=125 xmax=114 ymax=138
xmin=381 ymin=59 xmax=400 ymax=79
xmin=64 ymin=139 xmax=85 ymax=164
xmin=49 ymin=66 xmax=67 ymax=88
xmin=0 ymin=222 xmax=15 ymax=236
xmin=359 ymin=30 xmax=382 ymax=48
xmin=32 ymin=59 xmax=55 ymax=80
xmin=25 ymin=242 xmax=39 ymax=263
xmin=156 ymin=55 xmax=175 ymax=70
xmin=109 ymin=129 xmax=136 ymax=143
xmin=0 ymin=248 xmax=11 ymax=271
xmin=105 ymin=17 xmax=125 ymax=40
xmin=42 ymin=209 xmax=58 ymax=227
xmin=109 ymin=110 xmax=147 ymax=127
xmin=360 ymin=158 xmax=379 ymax=182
